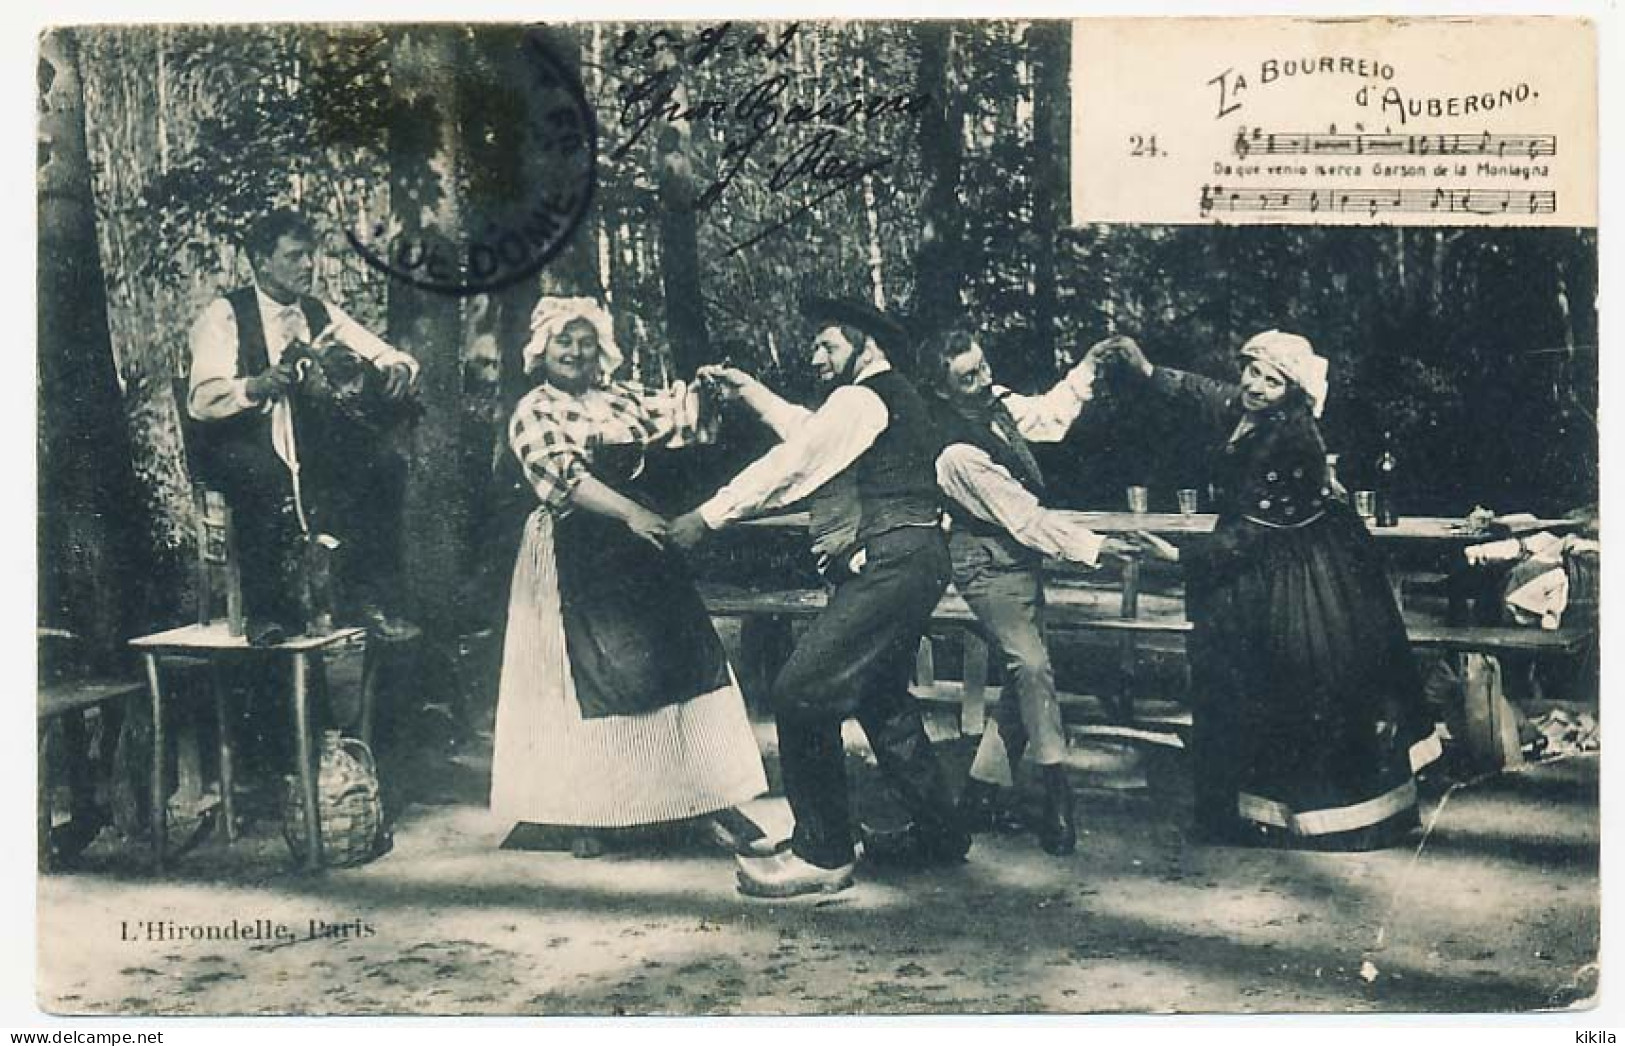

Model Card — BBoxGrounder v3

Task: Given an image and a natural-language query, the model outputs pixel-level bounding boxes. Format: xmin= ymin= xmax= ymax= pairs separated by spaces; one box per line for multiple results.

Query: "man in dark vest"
xmin=186 ymin=209 xmax=418 ymax=645
xmin=924 ymin=329 xmax=1134 ymax=855
xmin=671 ymin=297 xmax=967 ymax=897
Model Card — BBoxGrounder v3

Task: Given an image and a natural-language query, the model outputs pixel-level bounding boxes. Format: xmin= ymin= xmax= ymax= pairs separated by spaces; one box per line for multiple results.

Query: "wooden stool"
xmin=129 ymin=623 xmax=364 ymax=872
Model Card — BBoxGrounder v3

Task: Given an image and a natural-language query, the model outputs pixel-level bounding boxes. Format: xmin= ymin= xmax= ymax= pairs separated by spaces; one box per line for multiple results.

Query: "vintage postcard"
xmin=32 ymin=12 xmax=1601 ymax=1021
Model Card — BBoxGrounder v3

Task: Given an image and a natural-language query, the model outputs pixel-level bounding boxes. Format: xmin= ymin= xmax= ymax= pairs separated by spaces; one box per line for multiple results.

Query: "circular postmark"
xmin=345 ymin=27 xmax=596 ymax=296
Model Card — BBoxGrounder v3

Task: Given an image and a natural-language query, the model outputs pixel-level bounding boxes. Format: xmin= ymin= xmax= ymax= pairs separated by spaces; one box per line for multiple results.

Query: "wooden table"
xmin=730 ymin=510 xmax=1587 ymax=732
xmin=741 ymin=510 xmax=1579 ymax=610
xmin=129 ymin=622 xmax=365 ymax=872
xmin=741 ymin=511 xmax=1579 ymax=541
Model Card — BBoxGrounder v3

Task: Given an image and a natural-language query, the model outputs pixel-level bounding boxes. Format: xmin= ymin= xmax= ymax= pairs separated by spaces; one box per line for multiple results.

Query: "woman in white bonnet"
xmin=490 ymin=296 xmax=769 ymax=858
xmin=1112 ymin=331 xmax=1441 ymax=850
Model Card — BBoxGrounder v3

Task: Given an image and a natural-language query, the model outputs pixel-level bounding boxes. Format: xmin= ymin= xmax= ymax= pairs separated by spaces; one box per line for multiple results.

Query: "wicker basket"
xmin=283 ymin=731 xmax=384 ymax=867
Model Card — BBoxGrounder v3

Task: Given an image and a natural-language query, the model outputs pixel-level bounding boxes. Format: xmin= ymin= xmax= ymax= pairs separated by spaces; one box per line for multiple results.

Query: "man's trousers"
xmin=771 ymin=526 xmax=964 ymax=870
xmin=949 ymin=532 xmax=1067 ymax=785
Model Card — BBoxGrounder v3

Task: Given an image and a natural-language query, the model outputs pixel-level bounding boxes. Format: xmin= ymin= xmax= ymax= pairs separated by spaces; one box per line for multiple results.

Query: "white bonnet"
xmin=522 ymin=296 xmax=623 ymax=379
xmin=1239 ymin=330 xmax=1329 ymax=417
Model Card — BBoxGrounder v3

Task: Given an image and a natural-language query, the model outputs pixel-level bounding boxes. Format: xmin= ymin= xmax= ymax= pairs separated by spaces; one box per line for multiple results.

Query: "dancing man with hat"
xmin=673 ymin=297 xmax=968 ymax=897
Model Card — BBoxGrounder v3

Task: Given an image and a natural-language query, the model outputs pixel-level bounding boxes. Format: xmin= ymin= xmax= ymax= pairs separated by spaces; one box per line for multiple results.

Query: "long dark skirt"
xmin=1186 ymin=505 xmax=1441 ymax=850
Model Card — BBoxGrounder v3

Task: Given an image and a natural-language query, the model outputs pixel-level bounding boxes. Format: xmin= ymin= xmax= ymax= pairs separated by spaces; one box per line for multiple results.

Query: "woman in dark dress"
xmin=1114 ymin=331 xmax=1441 ymax=849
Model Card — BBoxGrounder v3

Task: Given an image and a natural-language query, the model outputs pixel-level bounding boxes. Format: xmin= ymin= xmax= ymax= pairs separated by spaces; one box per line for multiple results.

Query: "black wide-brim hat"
xmin=800 ymin=296 xmax=912 ymax=358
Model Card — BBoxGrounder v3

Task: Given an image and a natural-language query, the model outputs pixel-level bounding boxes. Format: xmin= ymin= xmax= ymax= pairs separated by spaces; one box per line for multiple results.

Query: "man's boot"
xmin=958 ymin=778 xmax=1002 ymax=833
xmin=1036 ymin=764 xmax=1076 ymax=856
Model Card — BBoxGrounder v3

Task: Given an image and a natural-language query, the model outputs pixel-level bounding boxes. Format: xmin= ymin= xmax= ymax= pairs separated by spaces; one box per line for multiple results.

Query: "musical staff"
xmin=1233 ymin=128 xmax=1557 ymax=162
xmin=1198 ymin=185 xmax=1558 ymax=219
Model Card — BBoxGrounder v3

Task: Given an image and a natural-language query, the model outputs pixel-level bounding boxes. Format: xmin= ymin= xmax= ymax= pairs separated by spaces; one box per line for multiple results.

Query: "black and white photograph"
xmin=29 ymin=12 xmax=1604 ymax=1021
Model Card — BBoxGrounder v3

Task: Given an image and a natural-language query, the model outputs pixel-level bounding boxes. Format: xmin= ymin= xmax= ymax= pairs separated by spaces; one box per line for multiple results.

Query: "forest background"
xmin=37 ymin=22 xmax=1599 ymax=662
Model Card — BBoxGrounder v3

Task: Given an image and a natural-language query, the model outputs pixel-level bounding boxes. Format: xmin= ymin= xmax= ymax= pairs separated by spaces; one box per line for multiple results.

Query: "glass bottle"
xmin=1374 ymin=430 xmax=1400 ymax=527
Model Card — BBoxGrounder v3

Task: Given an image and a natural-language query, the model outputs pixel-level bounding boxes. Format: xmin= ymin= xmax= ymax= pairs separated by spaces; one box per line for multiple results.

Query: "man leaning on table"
xmin=922 ymin=328 xmax=1136 ymax=856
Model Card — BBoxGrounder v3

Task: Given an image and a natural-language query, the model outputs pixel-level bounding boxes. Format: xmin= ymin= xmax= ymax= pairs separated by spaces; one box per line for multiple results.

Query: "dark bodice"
xmin=1210 ymin=409 xmax=1333 ymax=528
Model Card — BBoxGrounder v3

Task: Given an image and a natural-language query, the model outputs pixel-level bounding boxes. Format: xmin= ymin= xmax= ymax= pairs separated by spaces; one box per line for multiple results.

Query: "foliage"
xmin=71 ymin=21 xmax=1598 ymax=619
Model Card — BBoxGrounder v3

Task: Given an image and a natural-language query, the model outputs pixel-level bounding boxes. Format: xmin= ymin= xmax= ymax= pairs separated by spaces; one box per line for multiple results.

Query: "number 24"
xmin=1129 ymin=135 xmax=1162 ymax=157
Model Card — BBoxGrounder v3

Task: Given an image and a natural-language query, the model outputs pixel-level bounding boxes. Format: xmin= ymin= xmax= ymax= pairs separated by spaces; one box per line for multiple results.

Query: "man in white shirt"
xmin=924 ymin=329 xmax=1135 ymax=856
xmin=672 ymin=298 xmax=967 ymax=898
xmin=186 ymin=209 xmax=419 ymax=644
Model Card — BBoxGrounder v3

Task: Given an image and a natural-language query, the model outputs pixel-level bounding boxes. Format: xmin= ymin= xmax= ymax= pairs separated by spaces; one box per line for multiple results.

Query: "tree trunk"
xmin=855 ymin=25 xmax=888 ymax=308
xmin=652 ymin=36 xmax=711 ymax=377
xmin=1029 ymin=21 xmax=1069 ymax=376
xmin=912 ymin=23 xmax=964 ymax=350
xmin=387 ymin=26 xmax=472 ymax=635
xmin=38 ymin=29 xmax=149 ymax=668
xmin=76 ymin=27 xmax=199 ymax=620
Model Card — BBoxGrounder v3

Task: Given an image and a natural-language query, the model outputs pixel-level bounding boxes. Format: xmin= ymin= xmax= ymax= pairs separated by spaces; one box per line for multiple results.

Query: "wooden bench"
xmin=698 ymin=582 xmax=1595 ymax=747
xmin=39 ymin=677 xmax=147 ymax=870
xmin=700 ymin=581 xmax=1196 ymax=734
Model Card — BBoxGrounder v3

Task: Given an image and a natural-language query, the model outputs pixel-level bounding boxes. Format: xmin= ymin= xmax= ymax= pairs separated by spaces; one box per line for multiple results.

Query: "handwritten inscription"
xmin=606 ymin=22 xmax=931 ymax=254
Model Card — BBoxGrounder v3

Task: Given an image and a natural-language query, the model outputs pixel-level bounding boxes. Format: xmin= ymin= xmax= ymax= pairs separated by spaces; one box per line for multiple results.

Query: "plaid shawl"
xmin=508 ymin=379 xmax=704 ymax=513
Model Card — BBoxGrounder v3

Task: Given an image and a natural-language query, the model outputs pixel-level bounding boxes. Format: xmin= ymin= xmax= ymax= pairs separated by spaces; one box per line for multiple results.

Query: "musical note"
xmin=1228 ymin=129 xmax=1557 ymax=158
xmin=1195 ymin=185 xmax=1560 ymax=218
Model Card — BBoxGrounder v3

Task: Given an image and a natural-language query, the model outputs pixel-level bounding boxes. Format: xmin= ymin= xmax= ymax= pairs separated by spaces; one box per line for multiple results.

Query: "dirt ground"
xmin=36 ymin=704 xmax=1601 ymax=1018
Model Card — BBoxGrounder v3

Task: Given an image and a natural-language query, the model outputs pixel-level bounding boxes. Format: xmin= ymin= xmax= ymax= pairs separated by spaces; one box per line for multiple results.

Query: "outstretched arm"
xmin=509 ymin=397 xmax=669 ymax=549
xmin=696 ymin=384 xmax=887 ymax=529
xmin=937 ymin=443 xmax=1132 ymax=567
xmin=669 ymin=384 xmax=888 ymax=551
xmin=696 ymin=365 xmax=811 ymax=441
xmin=999 ymin=337 xmax=1125 ymax=443
xmin=568 ymin=474 xmax=671 ymax=550
xmin=1109 ymin=336 xmax=1237 ymax=432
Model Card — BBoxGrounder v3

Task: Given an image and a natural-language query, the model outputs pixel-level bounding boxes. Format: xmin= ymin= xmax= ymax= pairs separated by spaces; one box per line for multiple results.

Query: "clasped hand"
xmin=694 ymin=364 xmax=755 ymax=403
xmin=624 ymin=506 xmax=672 ymax=551
xmin=1079 ymin=334 xmax=1152 ymax=379
xmin=668 ymin=510 xmax=711 ymax=552
xmin=1128 ymin=530 xmax=1180 ymax=563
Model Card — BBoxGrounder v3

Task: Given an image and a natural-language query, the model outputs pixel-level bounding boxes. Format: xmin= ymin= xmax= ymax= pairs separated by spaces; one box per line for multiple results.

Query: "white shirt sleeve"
xmin=698 ymin=384 xmax=888 ymax=529
xmin=737 ymin=379 xmax=814 ymax=440
xmin=187 ymin=298 xmax=257 ymax=420
xmin=323 ymin=301 xmax=419 ymax=379
xmin=936 ymin=443 xmax=1104 ymax=566
xmin=998 ymin=357 xmax=1098 ymax=444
